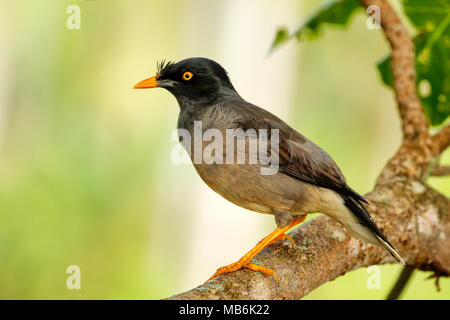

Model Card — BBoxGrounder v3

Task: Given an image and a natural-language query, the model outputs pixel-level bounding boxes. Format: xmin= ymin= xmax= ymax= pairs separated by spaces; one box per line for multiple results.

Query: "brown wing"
xmin=277 ymin=131 xmax=347 ymax=192
xmin=226 ymin=100 xmax=367 ymax=202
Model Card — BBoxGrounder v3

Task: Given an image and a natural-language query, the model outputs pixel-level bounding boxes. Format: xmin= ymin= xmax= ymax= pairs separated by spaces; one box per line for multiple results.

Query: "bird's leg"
xmin=272 ymin=210 xmax=304 ymax=247
xmin=207 ymin=216 xmax=306 ymax=283
xmin=271 ymin=232 xmax=296 ymax=247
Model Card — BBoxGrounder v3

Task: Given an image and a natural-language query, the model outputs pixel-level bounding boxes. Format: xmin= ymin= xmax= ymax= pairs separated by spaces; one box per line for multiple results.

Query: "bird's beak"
xmin=133 ymin=75 xmax=159 ymax=89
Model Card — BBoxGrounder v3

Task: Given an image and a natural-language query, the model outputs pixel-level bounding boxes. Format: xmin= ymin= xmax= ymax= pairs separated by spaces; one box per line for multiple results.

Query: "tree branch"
xmin=432 ymin=125 xmax=450 ymax=155
xmin=386 ymin=266 xmax=415 ymax=300
xmin=166 ymin=0 xmax=449 ymax=300
xmin=169 ymin=182 xmax=449 ymax=300
xmin=431 ymin=165 xmax=450 ymax=177
xmin=362 ymin=0 xmax=429 ymax=141
xmin=364 ymin=0 xmax=432 ymax=182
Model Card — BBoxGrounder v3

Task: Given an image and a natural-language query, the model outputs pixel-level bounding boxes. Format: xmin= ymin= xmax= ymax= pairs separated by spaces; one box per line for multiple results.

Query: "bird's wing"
xmin=220 ymin=101 xmax=404 ymax=263
xmin=223 ymin=100 xmax=367 ymax=202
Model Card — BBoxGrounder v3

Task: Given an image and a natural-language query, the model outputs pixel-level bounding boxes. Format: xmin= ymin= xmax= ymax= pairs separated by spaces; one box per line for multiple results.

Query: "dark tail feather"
xmin=342 ymin=193 xmax=405 ymax=265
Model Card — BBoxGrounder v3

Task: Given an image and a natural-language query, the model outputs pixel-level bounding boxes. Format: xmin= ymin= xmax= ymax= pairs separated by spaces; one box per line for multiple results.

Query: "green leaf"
xmin=270 ymin=0 xmax=362 ymax=51
xmin=404 ymin=0 xmax=449 ymax=30
xmin=377 ymin=55 xmax=393 ymax=88
xmin=269 ymin=28 xmax=291 ymax=53
xmin=293 ymin=0 xmax=362 ymax=40
xmin=377 ymin=0 xmax=450 ymax=125
xmin=270 ymin=0 xmax=449 ymax=125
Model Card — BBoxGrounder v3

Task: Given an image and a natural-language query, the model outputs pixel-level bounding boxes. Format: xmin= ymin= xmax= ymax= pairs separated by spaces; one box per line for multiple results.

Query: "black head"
xmin=134 ymin=57 xmax=240 ymax=108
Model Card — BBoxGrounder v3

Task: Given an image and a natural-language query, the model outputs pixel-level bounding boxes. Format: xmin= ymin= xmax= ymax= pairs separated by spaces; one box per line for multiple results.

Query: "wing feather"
xmin=223 ymin=100 xmax=367 ymax=203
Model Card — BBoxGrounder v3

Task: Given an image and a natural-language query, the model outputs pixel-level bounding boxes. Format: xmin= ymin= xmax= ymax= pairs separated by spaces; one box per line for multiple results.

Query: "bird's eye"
xmin=182 ymin=71 xmax=193 ymax=81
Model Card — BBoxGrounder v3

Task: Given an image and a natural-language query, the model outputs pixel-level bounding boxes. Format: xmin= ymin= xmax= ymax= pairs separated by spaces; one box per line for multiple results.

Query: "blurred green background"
xmin=0 ymin=0 xmax=448 ymax=299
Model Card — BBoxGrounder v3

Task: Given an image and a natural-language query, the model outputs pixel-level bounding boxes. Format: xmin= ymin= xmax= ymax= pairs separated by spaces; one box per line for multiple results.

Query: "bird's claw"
xmin=208 ymin=262 xmax=279 ymax=285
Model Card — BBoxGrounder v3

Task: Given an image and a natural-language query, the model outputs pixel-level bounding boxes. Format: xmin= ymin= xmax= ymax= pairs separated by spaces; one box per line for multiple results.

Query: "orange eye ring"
xmin=182 ymin=71 xmax=193 ymax=81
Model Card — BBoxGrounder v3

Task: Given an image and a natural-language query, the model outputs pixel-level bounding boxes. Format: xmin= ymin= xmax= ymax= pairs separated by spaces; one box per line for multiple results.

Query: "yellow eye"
xmin=182 ymin=71 xmax=193 ymax=81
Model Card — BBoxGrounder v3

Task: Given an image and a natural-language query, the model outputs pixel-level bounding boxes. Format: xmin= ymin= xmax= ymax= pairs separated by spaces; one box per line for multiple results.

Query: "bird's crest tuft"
xmin=156 ymin=59 xmax=175 ymax=75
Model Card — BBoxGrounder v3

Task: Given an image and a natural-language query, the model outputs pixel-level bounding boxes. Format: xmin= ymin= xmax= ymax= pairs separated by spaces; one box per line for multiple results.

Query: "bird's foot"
xmin=272 ymin=233 xmax=296 ymax=247
xmin=207 ymin=216 xmax=306 ymax=284
xmin=208 ymin=261 xmax=278 ymax=284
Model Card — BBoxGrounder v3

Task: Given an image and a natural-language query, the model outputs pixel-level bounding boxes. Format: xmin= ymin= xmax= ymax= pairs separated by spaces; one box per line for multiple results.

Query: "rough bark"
xmin=167 ymin=0 xmax=449 ymax=300
xmin=431 ymin=165 xmax=450 ymax=177
xmin=432 ymin=125 xmax=450 ymax=156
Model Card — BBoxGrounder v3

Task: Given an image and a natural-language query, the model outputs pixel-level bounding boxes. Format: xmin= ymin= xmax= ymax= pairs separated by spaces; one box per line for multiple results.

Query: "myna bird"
xmin=134 ymin=57 xmax=405 ymax=282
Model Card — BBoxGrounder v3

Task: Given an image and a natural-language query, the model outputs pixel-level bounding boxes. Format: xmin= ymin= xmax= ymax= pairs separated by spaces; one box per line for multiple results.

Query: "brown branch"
xmin=386 ymin=266 xmax=415 ymax=300
xmin=362 ymin=0 xmax=429 ymax=141
xmin=169 ymin=182 xmax=449 ymax=300
xmin=431 ymin=165 xmax=450 ymax=177
xmin=166 ymin=0 xmax=449 ymax=300
xmin=432 ymin=125 xmax=450 ymax=155
xmin=364 ymin=0 xmax=432 ymax=182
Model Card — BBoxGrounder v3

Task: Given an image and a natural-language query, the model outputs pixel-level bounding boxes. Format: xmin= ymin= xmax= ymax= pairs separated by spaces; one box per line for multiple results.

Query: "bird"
xmin=134 ymin=57 xmax=405 ymax=282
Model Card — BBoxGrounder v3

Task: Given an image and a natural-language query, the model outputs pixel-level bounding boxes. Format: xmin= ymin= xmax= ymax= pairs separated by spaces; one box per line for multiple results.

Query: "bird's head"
xmin=134 ymin=57 xmax=239 ymax=107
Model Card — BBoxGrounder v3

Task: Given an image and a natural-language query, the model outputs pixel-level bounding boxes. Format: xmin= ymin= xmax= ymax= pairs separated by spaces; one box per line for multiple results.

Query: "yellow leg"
xmin=208 ymin=216 xmax=306 ymax=282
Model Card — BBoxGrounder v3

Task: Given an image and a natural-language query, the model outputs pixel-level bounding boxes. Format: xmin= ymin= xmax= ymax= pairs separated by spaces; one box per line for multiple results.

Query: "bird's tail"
xmin=341 ymin=193 xmax=405 ymax=265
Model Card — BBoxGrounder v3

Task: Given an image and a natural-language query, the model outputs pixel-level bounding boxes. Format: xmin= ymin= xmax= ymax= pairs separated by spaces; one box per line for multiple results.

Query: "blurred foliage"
xmin=0 ymin=0 xmax=186 ymax=299
xmin=270 ymin=28 xmax=291 ymax=53
xmin=272 ymin=0 xmax=450 ymax=125
xmin=0 ymin=0 xmax=448 ymax=300
xmin=378 ymin=0 xmax=450 ymax=125
xmin=269 ymin=0 xmax=361 ymax=52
